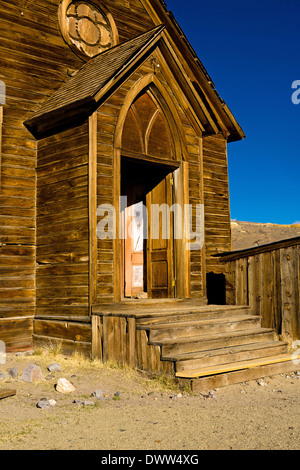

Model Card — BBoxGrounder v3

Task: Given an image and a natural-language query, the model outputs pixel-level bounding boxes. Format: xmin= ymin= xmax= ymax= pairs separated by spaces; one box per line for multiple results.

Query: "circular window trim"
xmin=58 ymin=0 xmax=119 ymax=61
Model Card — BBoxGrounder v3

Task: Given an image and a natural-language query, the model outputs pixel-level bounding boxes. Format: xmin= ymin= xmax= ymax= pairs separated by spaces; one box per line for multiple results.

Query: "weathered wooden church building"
xmin=1 ymin=0 xmax=299 ymax=391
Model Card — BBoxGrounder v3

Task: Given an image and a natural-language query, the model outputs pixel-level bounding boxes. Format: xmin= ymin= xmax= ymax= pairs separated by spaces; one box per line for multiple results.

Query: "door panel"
xmin=147 ymin=174 xmax=174 ymax=299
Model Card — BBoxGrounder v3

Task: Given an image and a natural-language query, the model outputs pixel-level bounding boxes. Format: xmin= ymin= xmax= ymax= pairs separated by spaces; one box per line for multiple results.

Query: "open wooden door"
xmin=124 ymin=201 xmax=146 ymax=297
xmin=146 ymin=174 xmax=175 ymax=299
xmin=119 ymin=88 xmax=182 ymax=300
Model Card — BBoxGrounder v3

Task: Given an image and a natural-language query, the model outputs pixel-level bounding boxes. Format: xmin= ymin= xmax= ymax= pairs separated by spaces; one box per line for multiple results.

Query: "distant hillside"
xmin=231 ymin=221 xmax=300 ymax=251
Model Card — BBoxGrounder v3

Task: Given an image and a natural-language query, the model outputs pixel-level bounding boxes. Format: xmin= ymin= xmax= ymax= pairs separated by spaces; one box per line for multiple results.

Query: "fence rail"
xmin=217 ymin=237 xmax=300 ymax=341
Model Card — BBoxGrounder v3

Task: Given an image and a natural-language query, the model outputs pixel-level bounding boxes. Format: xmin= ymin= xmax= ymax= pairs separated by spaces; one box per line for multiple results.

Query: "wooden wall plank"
xmin=0 ymin=0 xmax=84 ymax=351
xmin=36 ymin=123 xmax=90 ymax=327
xmin=222 ymin=240 xmax=300 ymax=340
xmin=236 ymin=258 xmax=248 ymax=305
xmin=248 ymin=255 xmax=262 ymax=316
xmin=273 ymin=250 xmax=282 ymax=333
xmin=102 ymin=316 xmax=129 ymax=363
xmin=261 ymin=252 xmax=274 ymax=328
xmin=91 ymin=315 xmax=103 ymax=360
xmin=203 ymin=135 xmax=231 ymax=276
xmin=225 ymin=260 xmax=236 ymax=305
xmin=0 ymin=318 xmax=33 ymax=352
xmin=34 ymin=319 xmax=91 ymax=343
xmin=280 ymin=246 xmax=300 ymax=340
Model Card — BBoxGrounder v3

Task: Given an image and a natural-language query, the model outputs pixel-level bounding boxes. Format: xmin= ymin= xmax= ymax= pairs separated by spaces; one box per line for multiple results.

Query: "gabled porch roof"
xmin=24 ymin=23 xmax=244 ymax=142
xmin=24 ymin=25 xmax=165 ymax=139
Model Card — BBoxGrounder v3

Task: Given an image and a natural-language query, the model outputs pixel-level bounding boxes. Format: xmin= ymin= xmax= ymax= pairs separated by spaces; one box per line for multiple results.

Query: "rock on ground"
xmin=19 ymin=364 xmax=44 ymax=383
xmin=56 ymin=378 xmax=76 ymax=394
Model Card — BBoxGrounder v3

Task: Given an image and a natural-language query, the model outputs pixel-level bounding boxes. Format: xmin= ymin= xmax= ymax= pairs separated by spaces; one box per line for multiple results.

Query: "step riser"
xmin=185 ymin=361 xmax=300 ymax=393
xmin=175 ymin=344 xmax=288 ymax=372
xmin=136 ymin=308 xmax=253 ymax=326
xmin=162 ymin=331 xmax=276 ymax=356
xmin=149 ymin=318 xmax=261 ymax=342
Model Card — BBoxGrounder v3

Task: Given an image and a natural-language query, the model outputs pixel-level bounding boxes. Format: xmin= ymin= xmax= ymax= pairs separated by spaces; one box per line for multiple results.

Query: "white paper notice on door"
xmin=132 ymin=265 xmax=143 ymax=288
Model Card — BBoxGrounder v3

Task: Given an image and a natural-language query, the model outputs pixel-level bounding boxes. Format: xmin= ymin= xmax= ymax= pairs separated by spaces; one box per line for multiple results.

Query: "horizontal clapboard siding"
xmin=203 ymin=135 xmax=231 ymax=275
xmin=36 ymin=123 xmax=90 ymax=324
xmin=104 ymin=0 xmax=155 ymax=42
xmin=0 ymin=0 xmax=80 ymax=351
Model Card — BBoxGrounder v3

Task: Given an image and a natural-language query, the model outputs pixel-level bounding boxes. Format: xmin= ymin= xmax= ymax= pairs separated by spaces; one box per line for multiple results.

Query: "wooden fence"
xmin=217 ymin=237 xmax=300 ymax=342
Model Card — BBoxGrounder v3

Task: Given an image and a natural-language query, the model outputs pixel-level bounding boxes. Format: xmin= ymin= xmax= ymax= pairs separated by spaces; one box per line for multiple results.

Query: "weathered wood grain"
xmin=221 ymin=239 xmax=300 ymax=340
xmin=0 ymin=0 xmax=83 ymax=351
xmin=36 ymin=123 xmax=90 ymax=332
xmin=280 ymin=246 xmax=300 ymax=340
xmin=92 ymin=315 xmax=103 ymax=361
xmin=0 ymin=0 xmax=245 ymax=357
xmin=0 ymin=389 xmax=16 ymax=400
xmin=0 ymin=318 xmax=33 ymax=352
xmin=203 ymin=135 xmax=231 ymax=276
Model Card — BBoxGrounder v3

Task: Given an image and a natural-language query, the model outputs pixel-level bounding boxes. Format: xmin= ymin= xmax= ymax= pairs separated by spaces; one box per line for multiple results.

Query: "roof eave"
xmin=24 ymin=26 xmax=166 ymax=140
xmin=24 ymin=97 xmax=96 ymax=140
xmin=140 ymin=0 xmax=246 ymax=142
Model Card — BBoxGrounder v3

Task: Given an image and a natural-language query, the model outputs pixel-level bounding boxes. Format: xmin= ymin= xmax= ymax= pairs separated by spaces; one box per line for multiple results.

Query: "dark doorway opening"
xmin=206 ymin=272 xmax=226 ymax=305
xmin=121 ymin=157 xmax=177 ymax=299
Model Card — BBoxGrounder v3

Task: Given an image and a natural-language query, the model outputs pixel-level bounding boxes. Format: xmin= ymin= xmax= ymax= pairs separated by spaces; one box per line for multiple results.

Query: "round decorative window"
xmin=59 ymin=0 xmax=119 ymax=59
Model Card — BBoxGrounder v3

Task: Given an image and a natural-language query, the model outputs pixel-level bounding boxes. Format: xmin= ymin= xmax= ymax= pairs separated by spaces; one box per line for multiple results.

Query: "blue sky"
xmin=167 ymin=0 xmax=300 ymax=224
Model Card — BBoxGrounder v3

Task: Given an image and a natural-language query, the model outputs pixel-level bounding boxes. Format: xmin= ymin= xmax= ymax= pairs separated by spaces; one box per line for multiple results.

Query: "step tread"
xmin=135 ymin=305 xmax=250 ymax=320
xmin=185 ymin=361 xmax=300 ymax=393
xmin=154 ymin=327 xmax=274 ymax=345
xmin=137 ymin=308 xmax=252 ymax=325
xmin=169 ymin=340 xmax=288 ymax=362
xmin=175 ymin=353 xmax=299 ymax=379
xmin=93 ymin=303 xmax=250 ymax=318
xmin=140 ymin=315 xmax=260 ymax=330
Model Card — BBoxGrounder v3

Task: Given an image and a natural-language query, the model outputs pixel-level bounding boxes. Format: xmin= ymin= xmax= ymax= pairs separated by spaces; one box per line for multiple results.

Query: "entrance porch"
xmin=91 ymin=297 xmax=299 ymax=392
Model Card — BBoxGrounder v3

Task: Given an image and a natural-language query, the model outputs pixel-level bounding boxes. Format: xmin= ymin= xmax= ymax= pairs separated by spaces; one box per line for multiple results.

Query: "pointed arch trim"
xmin=114 ymin=73 xmax=187 ymax=161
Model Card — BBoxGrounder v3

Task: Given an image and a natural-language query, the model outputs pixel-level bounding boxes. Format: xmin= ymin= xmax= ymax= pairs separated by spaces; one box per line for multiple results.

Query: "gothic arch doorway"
xmin=114 ymin=80 xmax=190 ymax=301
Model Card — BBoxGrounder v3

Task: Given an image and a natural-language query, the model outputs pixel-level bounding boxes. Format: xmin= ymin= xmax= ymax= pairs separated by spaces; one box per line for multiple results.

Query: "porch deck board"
xmin=92 ymin=301 xmax=249 ymax=318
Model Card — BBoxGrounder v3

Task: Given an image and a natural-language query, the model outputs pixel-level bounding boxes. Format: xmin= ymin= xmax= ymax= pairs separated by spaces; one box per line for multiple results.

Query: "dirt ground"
xmin=0 ymin=350 xmax=299 ymax=451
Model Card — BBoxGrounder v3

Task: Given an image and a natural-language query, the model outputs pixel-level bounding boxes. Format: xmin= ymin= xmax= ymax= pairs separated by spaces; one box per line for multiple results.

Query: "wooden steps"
xmin=93 ymin=298 xmax=218 ymax=318
xmin=160 ymin=328 xmax=277 ymax=356
xmin=173 ymin=341 xmax=289 ymax=372
xmin=176 ymin=353 xmax=300 ymax=378
xmin=136 ymin=305 xmax=251 ymax=324
xmin=188 ymin=359 xmax=300 ymax=393
xmin=144 ymin=315 xmax=261 ymax=341
xmin=132 ymin=303 xmax=299 ymax=391
xmin=176 ymin=354 xmax=300 ymax=393
xmin=92 ymin=301 xmax=299 ymax=392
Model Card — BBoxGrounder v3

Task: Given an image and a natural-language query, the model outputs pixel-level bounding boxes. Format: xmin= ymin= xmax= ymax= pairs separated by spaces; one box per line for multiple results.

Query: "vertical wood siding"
xmin=223 ymin=241 xmax=300 ymax=341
